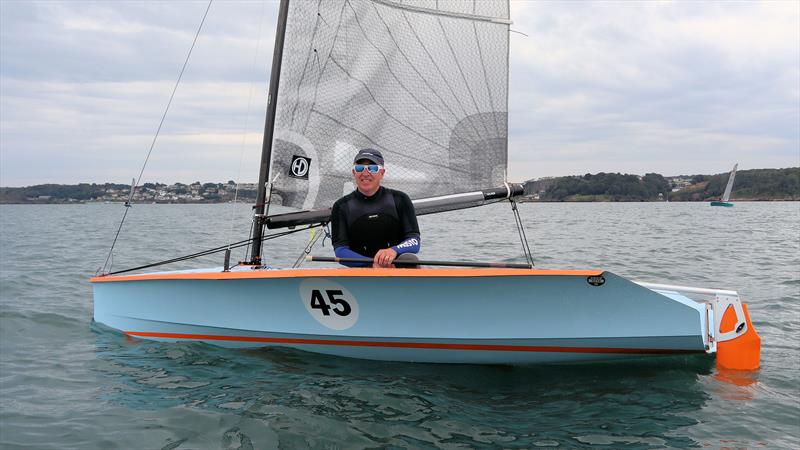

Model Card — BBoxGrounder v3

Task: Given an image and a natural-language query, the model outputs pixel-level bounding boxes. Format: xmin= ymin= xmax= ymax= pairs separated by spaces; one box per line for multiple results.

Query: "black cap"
xmin=353 ymin=148 xmax=384 ymax=165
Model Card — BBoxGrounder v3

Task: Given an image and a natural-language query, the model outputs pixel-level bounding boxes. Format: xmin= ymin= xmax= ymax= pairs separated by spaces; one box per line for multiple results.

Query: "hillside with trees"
xmin=529 ymin=172 xmax=671 ymax=202
xmin=525 ymin=167 xmax=798 ymax=202
xmin=2 ymin=168 xmax=797 ymax=204
xmin=668 ymin=167 xmax=799 ymax=201
xmin=0 ymin=181 xmax=257 ymax=204
xmin=0 ymin=183 xmax=130 ymax=203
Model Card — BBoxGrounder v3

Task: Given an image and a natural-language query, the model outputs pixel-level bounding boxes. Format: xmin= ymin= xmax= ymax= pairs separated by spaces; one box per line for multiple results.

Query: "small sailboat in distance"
xmin=710 ymin=163 xmax=738 ymax=207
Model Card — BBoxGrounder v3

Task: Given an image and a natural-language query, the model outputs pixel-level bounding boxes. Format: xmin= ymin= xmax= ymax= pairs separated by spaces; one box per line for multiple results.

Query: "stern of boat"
xmin=637 ymin=281 xmax=760 ymax=370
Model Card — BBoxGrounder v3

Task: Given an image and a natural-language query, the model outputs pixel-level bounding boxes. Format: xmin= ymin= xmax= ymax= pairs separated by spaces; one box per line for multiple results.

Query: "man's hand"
xmin=373 ymin=248 xmax=398 ymax=268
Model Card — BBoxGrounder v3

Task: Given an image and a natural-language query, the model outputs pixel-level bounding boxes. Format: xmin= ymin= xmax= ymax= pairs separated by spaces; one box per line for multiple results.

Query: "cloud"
xmin=506 ymin=0 xmax=800 ymax=181
xmin=1 ymin=0 xmax=798 ymax=187
xmin=1 ymin=1 xmax=276 ymax=186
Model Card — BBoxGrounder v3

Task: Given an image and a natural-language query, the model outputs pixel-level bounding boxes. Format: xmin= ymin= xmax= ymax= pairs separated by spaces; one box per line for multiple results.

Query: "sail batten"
xmin=269 ymin=0 xmax=510 ymax=211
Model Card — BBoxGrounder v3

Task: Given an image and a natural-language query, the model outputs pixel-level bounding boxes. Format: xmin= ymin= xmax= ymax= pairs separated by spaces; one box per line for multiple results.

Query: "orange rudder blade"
xmin=717 ymin=303 xmax=761 ymax=371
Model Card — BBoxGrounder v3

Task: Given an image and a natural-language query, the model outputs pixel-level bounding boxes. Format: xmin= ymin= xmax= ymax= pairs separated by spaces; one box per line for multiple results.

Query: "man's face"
xmin=353 ymin=158 xmax=384 ymax=194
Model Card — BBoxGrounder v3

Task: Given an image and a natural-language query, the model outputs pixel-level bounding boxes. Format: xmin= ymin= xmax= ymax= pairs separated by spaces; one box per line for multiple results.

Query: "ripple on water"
xmin=1 ymin=202 xmax=798 ymax=449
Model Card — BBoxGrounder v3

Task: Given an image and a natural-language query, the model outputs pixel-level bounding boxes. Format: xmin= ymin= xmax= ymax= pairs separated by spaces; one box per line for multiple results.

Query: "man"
xmin=331 ymin=148 xmax=420 ymax=268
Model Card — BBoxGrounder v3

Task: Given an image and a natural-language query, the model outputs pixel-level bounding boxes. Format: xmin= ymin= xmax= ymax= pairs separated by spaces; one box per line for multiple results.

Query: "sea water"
xmin=1 ymin=201 xmax=798 ymax=449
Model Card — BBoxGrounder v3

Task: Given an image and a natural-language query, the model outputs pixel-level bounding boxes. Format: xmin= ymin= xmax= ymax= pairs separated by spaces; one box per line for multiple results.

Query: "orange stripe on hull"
xmin=91 ymin=267 xmax=603 ymax=283
xmin=124 ymin=331 xmax=700 ymax=355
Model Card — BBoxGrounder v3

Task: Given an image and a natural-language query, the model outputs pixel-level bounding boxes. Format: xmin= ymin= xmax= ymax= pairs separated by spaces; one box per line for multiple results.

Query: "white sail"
xmin=722 ymin=163 xmax=738 ymax=202
xmin=268 ymin=0 xmax=510 ymax=210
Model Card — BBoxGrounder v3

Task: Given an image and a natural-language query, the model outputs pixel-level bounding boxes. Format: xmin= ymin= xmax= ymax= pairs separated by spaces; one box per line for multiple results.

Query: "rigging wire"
xmin=509 ymin=198 xmax=535 ymax=267
xmin=106 ymin=223 xmax=324 ymax=276
xmin=243 ymin=217 xmax=255 ymax=263
xmin=226 ymin=0 xmax=269 ymax=260
xmin=103 ymin=196 xmax=519 ymax=276
xmin=100 ymin=0 xmax=214 ymax=274
xmin=292 ymin=223 xmax=329 ymax=268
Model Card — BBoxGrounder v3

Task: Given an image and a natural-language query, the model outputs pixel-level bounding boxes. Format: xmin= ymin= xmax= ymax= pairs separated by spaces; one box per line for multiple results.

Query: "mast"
xmin=250 ymin=0 xmax=290 ymax=265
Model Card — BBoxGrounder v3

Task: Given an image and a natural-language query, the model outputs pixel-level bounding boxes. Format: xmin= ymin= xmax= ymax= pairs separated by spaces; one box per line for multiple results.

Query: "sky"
xmin=1 ymin=0 xmax=798 ymax=187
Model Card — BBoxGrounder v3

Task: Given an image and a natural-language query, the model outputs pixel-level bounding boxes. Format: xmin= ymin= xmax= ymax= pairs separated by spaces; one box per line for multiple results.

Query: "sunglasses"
xmin=353 ymin=164 xmax=383 ymax=173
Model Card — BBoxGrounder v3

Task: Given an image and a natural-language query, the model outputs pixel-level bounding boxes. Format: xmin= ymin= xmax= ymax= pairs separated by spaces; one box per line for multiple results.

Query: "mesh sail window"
xmin=269 ymin=0 xmax=510 ymax=211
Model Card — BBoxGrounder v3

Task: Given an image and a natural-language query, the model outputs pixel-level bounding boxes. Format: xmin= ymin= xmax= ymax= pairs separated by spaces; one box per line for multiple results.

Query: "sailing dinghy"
xmin=92 ymin=0 xmax=760 ymax=369
xmin=710 ymin=163 xmax=738 ymax=207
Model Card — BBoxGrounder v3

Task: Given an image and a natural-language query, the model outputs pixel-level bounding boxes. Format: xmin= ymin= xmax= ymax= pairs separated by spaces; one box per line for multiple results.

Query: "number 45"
xmin=310 ymin=289 xmax=352 ymax=316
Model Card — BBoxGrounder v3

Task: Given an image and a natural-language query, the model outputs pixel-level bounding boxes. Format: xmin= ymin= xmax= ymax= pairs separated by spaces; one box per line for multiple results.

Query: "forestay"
xmin=268 ymin=0 xmax=511 ymax=211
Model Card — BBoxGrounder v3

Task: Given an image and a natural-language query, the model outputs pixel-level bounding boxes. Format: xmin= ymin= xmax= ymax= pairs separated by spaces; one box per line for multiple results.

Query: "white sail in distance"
xmin=722 ymin=163 xmax=738 ymax=202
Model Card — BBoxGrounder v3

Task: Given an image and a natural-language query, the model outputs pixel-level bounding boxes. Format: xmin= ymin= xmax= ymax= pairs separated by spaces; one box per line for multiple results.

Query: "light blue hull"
xmin=92 ymin=269 xmax=709 ymax=364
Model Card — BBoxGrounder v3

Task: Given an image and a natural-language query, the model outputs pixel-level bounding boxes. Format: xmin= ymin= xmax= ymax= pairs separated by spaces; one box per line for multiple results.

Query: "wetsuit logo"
xmin=396 ymin=238 xmax=419 ymax=249
xmin=289 ymin=155 xmax=311 ymax=179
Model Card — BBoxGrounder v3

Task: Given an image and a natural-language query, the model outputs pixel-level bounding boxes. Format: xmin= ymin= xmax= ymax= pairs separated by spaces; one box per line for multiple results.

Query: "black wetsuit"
xmin=331 ymin=187 xmax=420 ymax=260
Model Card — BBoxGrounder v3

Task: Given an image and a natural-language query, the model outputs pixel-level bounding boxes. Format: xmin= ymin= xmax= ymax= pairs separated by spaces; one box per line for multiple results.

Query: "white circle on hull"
xmin=299 ymin=279 xmax=359 ymax=330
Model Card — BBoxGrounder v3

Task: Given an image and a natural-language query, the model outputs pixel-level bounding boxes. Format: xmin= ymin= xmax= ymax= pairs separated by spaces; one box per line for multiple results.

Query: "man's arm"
xmin=330 ymin=198 xmax=348 ymax=250
xmin=333 ymin=246 xmax=372 ymax=268
xmin=374 ymin=236 xmax=419 ymax=268
xmin=393 ymin=191 xmax=420 ymax=255
xmin=331 ymin=197 xmax=372 ymax=267
xmin=373 ymin=191 xmax=421 ymax=268
xmin=391 ymin=237 xmax=420 ymax=255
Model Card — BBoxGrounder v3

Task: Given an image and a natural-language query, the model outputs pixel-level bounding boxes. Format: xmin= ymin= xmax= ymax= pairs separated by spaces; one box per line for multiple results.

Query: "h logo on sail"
xmin=289 ymin=155 xmax=311 ymax=179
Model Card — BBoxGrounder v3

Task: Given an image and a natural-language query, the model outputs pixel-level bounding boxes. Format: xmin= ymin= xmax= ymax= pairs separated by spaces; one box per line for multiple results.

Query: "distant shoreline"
xmin=2 ymin=197 xmax=797 ymax=205
xmin=2 ymin=167 xmax=797 ymax=204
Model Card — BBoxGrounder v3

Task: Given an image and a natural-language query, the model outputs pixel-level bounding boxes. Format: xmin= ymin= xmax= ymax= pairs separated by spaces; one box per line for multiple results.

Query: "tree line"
xmin=0 ymin=183 xmax=131 ymax=203
xmin=2 ymin=168 xmax=798 ymax=203
xmin=668 ymin=168 xmax=799 ymax=201
xmin=525 ymin=167 xmax=798 ymax=202
xmin=534 ymin=172 xmax=671 ymax=202
xmin=0 ymin=182 xmax=257 ymax=204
